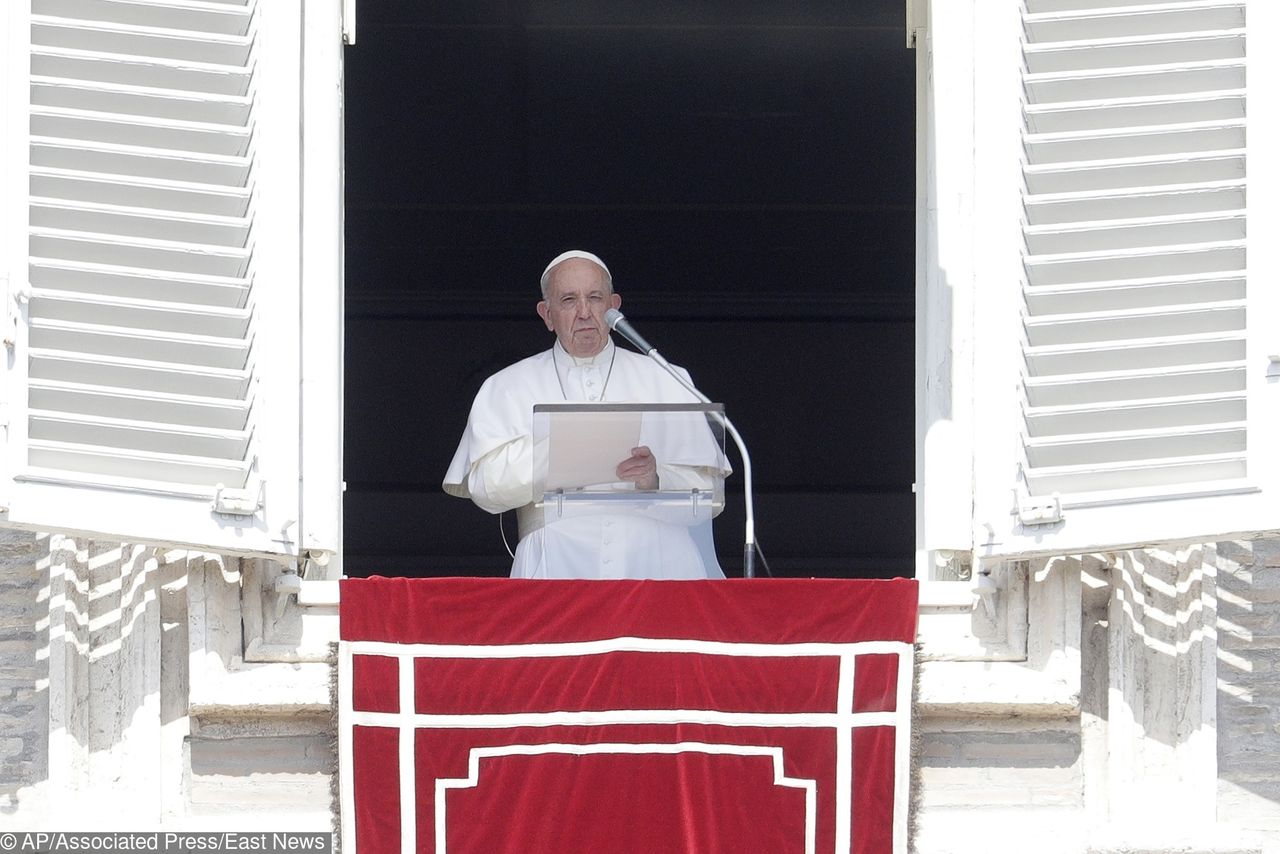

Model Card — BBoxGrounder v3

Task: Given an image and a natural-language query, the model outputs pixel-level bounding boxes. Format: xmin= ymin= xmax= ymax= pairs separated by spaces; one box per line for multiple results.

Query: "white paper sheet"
xmin=544 ymin=410 xmax=643 ymax=491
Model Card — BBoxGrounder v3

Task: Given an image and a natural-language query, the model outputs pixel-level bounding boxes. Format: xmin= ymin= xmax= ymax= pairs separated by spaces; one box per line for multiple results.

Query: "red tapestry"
xmin=339 ymin=578 xmax=919 ymax=854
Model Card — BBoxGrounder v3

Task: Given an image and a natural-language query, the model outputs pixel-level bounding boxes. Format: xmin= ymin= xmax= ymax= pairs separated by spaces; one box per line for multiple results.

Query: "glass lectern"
xmin=531 ymin=403 xmax=729 ymax=579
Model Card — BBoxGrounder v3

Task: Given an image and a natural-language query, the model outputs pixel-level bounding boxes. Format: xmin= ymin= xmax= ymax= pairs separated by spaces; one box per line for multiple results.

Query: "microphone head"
xmin=603 ymin=308 xmax=625 ymax=329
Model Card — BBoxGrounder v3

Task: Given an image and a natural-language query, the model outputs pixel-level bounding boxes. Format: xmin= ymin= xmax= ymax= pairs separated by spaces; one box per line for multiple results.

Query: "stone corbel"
xmin=917 ymin=555 xmax=1082 ymax=717
xmin=186 ymin=554 xmax=331 ymax=715
xmin=917 ymin=558 xmax=1029 ymax=661
xmin=241 ymin=557 xmax=339 ymax=664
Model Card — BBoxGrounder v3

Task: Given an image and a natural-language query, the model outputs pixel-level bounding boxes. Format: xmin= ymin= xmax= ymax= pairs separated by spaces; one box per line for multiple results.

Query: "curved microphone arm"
xmin=605 ymin=309 xmax=758 ymax=578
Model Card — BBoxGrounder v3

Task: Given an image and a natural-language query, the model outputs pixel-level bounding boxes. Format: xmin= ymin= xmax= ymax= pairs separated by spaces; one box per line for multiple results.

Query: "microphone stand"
xmin=605 ymin=311 xmax=757 ymax=578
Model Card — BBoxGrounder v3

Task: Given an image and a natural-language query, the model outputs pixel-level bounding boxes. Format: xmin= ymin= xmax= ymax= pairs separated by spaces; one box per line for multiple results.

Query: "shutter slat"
xmin=1025 ymin=6 xmax=1245 ymax=43
xmin=31 ymin=77 xmax=252 ymax=125
xmin=30 ymin=319 xmax=251 ymax=370
xmin=1025 ymin=363 xmax=1244 ymax=407
xmin=1024 ymin=455 xmax=1246 ymax=494
xmin=31 ymin=168 xmax=252 ymax=217
xmin=1026 ymin=274 xmax=1244 ymax=313
xmin=31 ymin=18 xmax=253 ymax=65
xmin=32 ymin=47 xmax=252 ymax=96
xmin=1026 ymin=62 xmax=1244 ymax=101
xmin=29 ymin=259 xmax=250 ymax=308
xmin=1025 ymin=392 xmax=1245 ymax=435
xmin=1026 ymin=92 xmax=1244 ymax=133
xmin=1027 ymin=271 xmax=1242 ymax=309
xmin=1026 ymin=423 xmax=1245 ymax=467
xmin=33 ymin=0 xmax=253 ymax=37
xmin=1025 ymin=211 xmax=1244 ymax=254
xmin=32 ymin=109 xmax=251 ymax=156
xmin=29 ymin=229 xmax=250 ymax=276
xmin=31 ymin=199 xmax=249 ymax=246
xmin=1025 ymin=298 xmax=1243 ymax=328
xmin=1025 ymin=152 xmax=1244 ymax=193
xmin=1025 ymin=241 xmax=1244 ymax=286
xmin=31 ymin=291 xmax=250 ymax=335
xmin=29 ymin=409 xmax=250 ymax=459
xmin=27 ymin=441 xmax=250 ymax=487
xmin=30 ymin=379 xmax=251 ymax=430
xmin=1024 ymin=182 xmax=1244 ymax=224
xmin=1025 ymin=34 xmax=1243 ymax=72
xmin=1025 ymin=332 xmax=1244 ymax=373
xmin=28 ymin=350 xmax=251 ymax=399
xmin=32 ymin=138 xmax=250 ymax=183
xmin=1028 ymin=0 xmax=1234 ymax=14
xmin=1025 ymin=121 xmax=1245 ymax=164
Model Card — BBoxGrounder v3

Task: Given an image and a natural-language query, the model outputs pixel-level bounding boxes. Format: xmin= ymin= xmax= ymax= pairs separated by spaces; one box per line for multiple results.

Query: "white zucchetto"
xmin=540 ymin=250 xmax=611 ymax=291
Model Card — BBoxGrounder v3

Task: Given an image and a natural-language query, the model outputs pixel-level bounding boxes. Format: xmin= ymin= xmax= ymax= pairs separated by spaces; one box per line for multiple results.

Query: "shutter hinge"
xmin=4 ymin=277 xmax=26 ymax=349
xmin=213 ymin=479 xmax=264 ymax=516
xmin=1016 ymin=492 xmax=1063 ymax=526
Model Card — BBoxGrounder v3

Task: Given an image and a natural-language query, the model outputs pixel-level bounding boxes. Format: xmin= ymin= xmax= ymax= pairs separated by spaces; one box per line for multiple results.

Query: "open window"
xmin=1 ymin=0 xmax=342 ymax=558
xmin=342 ymin=3 xmax=918 ymax=578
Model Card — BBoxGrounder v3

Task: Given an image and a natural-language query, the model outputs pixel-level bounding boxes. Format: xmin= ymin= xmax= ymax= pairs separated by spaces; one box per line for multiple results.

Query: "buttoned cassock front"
xmin=444 ymin=339 xmax=730 ymax=579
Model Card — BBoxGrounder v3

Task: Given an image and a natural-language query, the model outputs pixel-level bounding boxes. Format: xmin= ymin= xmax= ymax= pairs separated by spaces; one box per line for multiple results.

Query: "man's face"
xmin=537 ymin=258 xmax=622 ymax=358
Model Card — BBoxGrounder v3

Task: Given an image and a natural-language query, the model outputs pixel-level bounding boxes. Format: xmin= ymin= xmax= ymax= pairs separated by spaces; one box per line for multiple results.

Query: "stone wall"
xmin=917 ymin=543 xmax=1280 ymax=854
xmin=0 ymin=534 xmax=334 ymax=830
xmin=1217 ymin=539 xmax=1280 ymax=836
xmin=919 ymin=716 xmax=1083 ymax=810
xmin=186 ymin=718 xmax=334 ymax=821
xmin=0 ymin=531 xmax=47 ymax=818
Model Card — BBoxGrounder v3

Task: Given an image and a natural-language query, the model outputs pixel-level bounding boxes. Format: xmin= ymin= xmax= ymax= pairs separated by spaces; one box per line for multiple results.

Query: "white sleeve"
xmin=466 ymin=435 xmax=535 ymax=514
xmin=656 ymin=462 xmax=718 ymax=492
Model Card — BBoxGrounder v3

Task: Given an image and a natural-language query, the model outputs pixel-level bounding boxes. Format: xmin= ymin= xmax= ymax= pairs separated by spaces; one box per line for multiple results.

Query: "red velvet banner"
xmin=339 ymin=578 xmax=919 ymax=854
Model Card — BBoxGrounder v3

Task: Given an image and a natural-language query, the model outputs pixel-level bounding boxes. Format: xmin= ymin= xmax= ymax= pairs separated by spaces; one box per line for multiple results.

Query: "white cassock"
xmin=443 ymin=338 xmax=731 ymax=579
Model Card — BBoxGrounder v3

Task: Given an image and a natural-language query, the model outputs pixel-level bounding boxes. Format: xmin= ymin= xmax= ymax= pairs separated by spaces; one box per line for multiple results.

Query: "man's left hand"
xmin=617 ymin=446 xmax=659 ymax=490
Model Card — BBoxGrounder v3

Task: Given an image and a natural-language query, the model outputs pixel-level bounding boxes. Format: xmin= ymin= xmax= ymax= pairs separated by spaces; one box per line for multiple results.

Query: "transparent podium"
xmin=532 ymin=403 xmax=730 ymax=579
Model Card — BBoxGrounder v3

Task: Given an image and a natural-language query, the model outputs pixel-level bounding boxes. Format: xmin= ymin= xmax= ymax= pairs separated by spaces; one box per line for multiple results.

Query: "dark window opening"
xmin=343 ymin=1 xmax=916 ymax=578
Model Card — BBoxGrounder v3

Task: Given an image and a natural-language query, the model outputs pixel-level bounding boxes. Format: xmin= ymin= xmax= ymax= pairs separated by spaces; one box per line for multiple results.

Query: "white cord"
xmin=499 ymin=511 xmax=516 ymax=559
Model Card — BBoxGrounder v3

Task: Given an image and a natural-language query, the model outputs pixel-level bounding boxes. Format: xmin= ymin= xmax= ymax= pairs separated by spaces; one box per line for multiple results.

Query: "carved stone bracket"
xmin=917 ymin=556 xmax=1081 ymax=716
xmin=240 ymin=558 xmax=338 ymax=664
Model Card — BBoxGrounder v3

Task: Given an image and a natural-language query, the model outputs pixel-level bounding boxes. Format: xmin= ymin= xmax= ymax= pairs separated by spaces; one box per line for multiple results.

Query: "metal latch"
xmin=4 ymin=277 xmax=26 ymax=349
xmin=1017 ymin=493 xmax=1063 ymax=526
xmin=213 ymin=481 xmax=263 ymax=516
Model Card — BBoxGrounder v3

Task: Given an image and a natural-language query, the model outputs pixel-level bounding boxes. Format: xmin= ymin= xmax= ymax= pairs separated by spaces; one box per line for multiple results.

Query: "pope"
xmin=443 ymin=250 xmax=729 ymax=579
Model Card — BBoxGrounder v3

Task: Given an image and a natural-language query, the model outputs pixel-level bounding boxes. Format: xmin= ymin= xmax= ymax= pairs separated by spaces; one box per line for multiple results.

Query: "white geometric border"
xmin=434 ymin=742 xmax=818 ymax=854
xmin=338 ymin=637 xmax=914 ymax=854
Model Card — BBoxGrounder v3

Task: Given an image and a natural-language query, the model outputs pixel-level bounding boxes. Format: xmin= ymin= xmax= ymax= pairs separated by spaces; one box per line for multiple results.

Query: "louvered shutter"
xmin=966 ymin=0 xmax=1280 ymax=557
xmin=1 ymin=0 xmax=342 ymax=557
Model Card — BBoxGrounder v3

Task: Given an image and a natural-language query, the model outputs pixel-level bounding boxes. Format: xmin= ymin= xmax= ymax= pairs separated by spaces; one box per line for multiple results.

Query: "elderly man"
xmin=443 ymin=250 xmax=728 ymax=579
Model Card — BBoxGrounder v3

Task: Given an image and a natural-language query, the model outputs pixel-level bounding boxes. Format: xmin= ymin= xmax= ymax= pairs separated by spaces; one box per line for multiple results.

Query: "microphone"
xmin=604 ymin=308 xmax=655 ymax=354
xmin=602 ymin=307 xmax=760 ymax=578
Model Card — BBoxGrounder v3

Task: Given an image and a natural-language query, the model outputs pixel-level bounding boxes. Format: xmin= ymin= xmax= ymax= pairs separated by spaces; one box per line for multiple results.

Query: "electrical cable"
xmin=499 ymin=511 xmax=516 ymax=559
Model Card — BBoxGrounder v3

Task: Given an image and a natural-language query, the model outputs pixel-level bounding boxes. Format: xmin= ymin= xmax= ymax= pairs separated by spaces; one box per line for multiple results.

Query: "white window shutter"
xmin=967 ymin=0 xmax=1280 ymax=558
xmin=1 ymin=0 xmax=342 ymax=558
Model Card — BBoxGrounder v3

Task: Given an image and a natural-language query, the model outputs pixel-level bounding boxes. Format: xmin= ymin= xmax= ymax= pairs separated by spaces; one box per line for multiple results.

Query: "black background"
xmin=343 ymin=1 xmax=916 ymax=578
